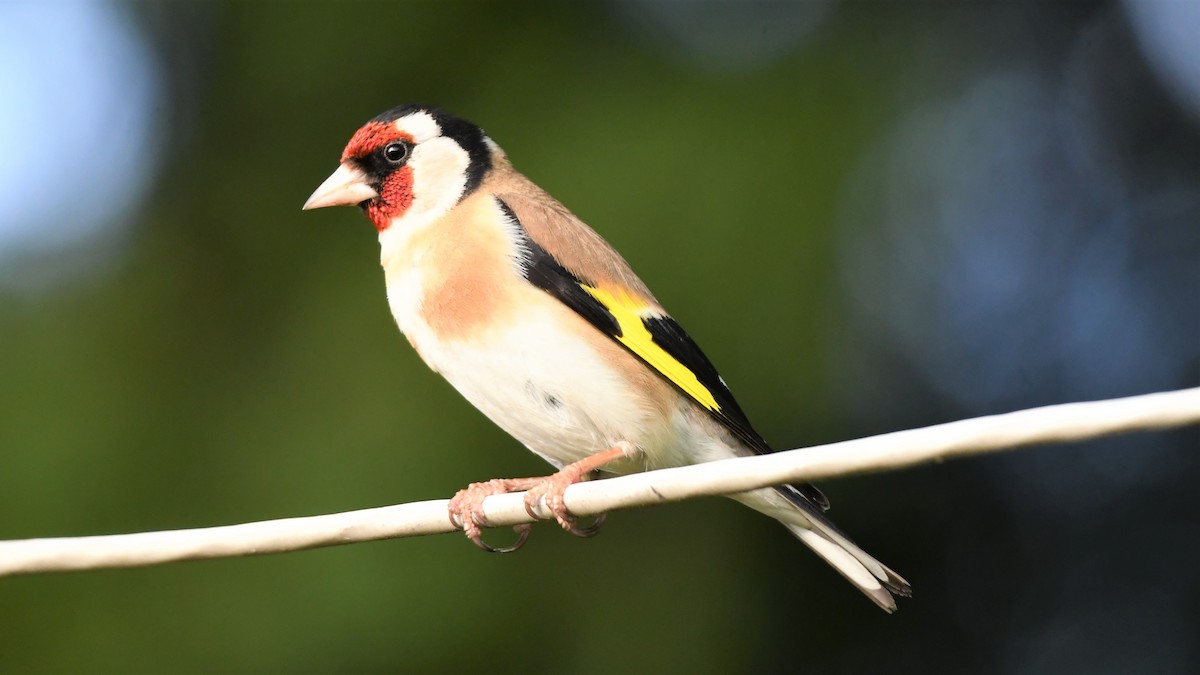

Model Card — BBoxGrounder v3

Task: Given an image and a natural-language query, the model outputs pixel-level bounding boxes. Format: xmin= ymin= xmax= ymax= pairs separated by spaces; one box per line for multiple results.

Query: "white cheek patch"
xmin=376 ymin=135 xmax=471 ymax=256
xmin=394 ymin=111 xmax=441 ymax=143
xmin=409 ymin=137 xmax=470 ymax=216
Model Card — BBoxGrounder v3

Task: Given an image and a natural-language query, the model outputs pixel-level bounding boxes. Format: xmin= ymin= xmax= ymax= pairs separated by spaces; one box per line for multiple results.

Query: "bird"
xmin=303 ymin=104 xmax=911 ymax=611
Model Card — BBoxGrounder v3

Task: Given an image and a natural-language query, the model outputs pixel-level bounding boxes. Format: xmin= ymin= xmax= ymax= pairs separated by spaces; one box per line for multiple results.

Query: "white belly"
xmin=388 ymin=272 xmax=666 ymax=469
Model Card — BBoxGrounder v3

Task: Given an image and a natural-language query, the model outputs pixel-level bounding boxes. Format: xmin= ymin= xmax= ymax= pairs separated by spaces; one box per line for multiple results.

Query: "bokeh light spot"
xmin=0 ymin=1 xmax=162 ymax=289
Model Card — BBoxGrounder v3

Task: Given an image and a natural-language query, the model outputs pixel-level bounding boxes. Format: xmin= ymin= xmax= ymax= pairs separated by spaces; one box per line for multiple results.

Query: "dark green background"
xmin=2 ymin=2 xmax=1197 ymax=673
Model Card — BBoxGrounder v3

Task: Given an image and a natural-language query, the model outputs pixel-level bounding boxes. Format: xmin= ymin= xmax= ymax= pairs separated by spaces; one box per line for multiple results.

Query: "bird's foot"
xmin=448 ymin=443 xmax=634 ymax=550
xmin=523 ymin=443 xmax=631 ymax=538
xmin=522 ymin=471 xmax=606 ymax=538
xmin=449 ymin=478 xmax=539 ymax=553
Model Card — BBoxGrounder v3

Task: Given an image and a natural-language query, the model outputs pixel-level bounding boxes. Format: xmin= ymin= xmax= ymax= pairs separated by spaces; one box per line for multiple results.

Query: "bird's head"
xmin=303 ymin=104 xmax=494 ymax=233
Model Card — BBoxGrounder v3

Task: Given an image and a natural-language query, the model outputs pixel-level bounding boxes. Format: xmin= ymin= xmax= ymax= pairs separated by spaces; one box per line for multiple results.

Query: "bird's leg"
xmin=448 ymin=478 xmax=542 ymax=553
xmin=524 ymin=442 xmax=634 ymax=537
xmin=448 ymin=442 xmax=635 ymax=551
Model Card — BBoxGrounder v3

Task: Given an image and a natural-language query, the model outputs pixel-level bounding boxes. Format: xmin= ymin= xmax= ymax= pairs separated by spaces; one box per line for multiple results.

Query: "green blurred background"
xmin=1 ymin=1 xmax=1198 ymax=673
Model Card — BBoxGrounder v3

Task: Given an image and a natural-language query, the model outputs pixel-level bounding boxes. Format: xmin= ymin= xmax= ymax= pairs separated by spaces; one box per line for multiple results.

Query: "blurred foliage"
xmin=0 ymin=1 xmax=1197 ymax=673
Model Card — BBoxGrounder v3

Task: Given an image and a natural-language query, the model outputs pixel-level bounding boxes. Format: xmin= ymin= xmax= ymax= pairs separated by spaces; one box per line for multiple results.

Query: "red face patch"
xmin=364 ymin=165 xmax=415 ymax=233
xmin=341 ymin=120 xmax=418 ymax=232
xmin=341 ymin=121 xmax=415 ymax=162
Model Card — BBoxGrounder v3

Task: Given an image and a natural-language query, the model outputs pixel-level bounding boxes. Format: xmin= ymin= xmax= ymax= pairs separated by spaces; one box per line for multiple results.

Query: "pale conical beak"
xmin=303 ymin=163 xmax=379 ymax=210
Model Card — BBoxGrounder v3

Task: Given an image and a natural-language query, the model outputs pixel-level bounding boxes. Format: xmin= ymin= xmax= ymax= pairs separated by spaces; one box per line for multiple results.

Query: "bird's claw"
xmin=449 ymin=445 xmax=628 ymax=550
xmin=522 ymin=475 xmax=607 ymax=538
xmin=468 ymin=523 xmax=531 ymax=554
xmin=449 ymin=478 xmax=538 ymax=554
xmin=566 ymin=512 xmax=606 ymax=538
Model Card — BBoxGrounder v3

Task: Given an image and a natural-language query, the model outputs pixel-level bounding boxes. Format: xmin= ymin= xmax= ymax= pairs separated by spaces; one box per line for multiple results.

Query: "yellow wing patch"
xmin=581 ymin=284 xmax=721 ymax=413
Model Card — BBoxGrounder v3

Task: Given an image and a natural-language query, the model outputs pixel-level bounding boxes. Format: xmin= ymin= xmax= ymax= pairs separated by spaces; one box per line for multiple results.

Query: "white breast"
xmin=403 ymin=292 xmax=667 ymax=468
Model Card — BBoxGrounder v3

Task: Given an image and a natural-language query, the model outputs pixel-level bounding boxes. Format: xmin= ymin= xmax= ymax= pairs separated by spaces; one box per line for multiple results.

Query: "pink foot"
xmin=447 ymin=443 xmax=633 ymax=550
xmin=523 ymin=443 xmax=630 ymax=537
xmin=448 ymin=478 xmax=538 ymax=553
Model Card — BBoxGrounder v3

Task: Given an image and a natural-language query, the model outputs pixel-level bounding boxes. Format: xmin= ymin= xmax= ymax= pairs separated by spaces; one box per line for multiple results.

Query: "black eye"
xmin=383 ymin=142 xmax=409 ymax=163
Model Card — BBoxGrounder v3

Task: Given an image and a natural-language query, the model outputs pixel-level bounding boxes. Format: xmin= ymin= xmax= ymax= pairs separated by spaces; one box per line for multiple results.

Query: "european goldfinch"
xmin=304 ymin=104 xmax=910 ymax=611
